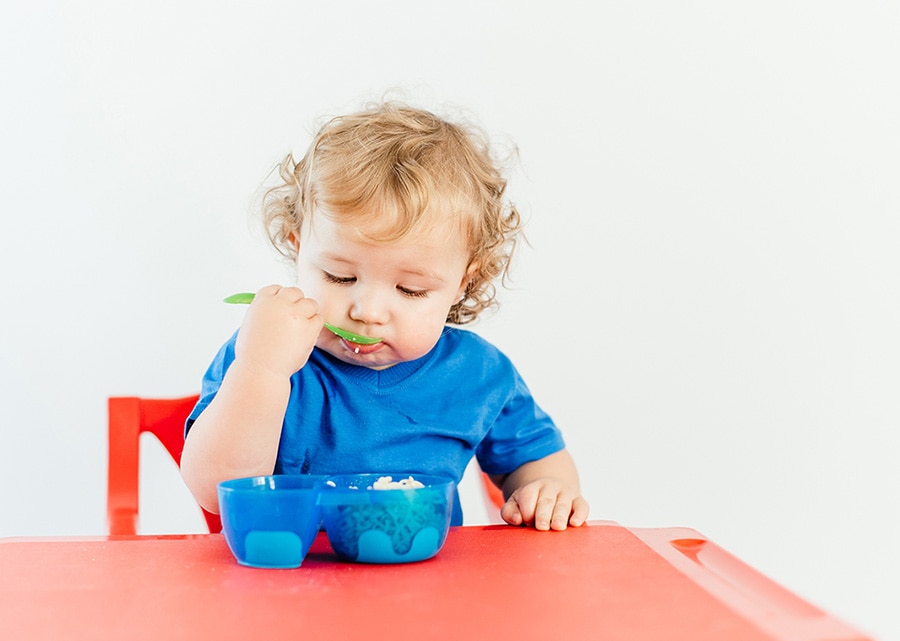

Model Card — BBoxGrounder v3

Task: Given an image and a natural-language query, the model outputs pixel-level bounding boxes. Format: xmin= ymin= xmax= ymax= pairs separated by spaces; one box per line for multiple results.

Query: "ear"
xmin=289 ymin=231 xmax=301 ymax=255
xmin=456 ymin=261 xmax=479 ymax=300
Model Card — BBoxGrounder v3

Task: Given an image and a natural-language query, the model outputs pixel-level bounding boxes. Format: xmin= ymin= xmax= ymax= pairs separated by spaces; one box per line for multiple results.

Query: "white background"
xmin=1 ymin=2 xmax=898 ymax=640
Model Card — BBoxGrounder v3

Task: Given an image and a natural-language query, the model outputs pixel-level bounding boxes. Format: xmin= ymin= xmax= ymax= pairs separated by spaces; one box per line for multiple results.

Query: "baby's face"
xmin=295 ymin=212 xmax=471 ymax=369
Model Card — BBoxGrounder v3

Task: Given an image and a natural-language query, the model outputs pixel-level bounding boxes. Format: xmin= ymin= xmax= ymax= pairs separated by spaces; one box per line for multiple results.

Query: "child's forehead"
xmin=309 ymin=202 xmax=471 ymax=248
xmin=303 ymin=210 xmax=471 ymax=271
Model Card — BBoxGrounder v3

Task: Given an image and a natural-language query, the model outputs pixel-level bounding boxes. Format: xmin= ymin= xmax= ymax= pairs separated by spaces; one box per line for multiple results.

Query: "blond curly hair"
xmin=262 ymin=102 xmax=522 ymax=325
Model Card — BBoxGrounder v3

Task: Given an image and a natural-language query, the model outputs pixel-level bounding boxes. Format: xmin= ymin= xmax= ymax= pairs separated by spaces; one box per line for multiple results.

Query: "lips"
xmin=342 ymin=339 xmax=384 ymax=355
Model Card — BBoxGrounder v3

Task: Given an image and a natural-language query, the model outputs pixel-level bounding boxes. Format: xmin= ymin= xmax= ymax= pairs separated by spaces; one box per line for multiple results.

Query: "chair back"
xmin=481 ymin=472 xmax=505 ymax=511
xmin=107 ymin=395 xmax=221 ymax=535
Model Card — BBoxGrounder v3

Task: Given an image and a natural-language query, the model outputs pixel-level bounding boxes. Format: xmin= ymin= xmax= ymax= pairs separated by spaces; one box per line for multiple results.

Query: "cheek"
xmin=295 ymin=264 xmax=312 ymax=291
xmin=394 ymin=324 xmax=444 ymax=360
xmin=295 ymin=266 xmax=328 ymax=307
xmin=399 ymin=303 xmax=451 ymax=342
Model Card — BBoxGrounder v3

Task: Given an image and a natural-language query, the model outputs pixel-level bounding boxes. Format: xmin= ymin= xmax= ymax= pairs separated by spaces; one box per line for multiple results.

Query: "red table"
xmin=0 ymin=522 xmax=869 ymax=641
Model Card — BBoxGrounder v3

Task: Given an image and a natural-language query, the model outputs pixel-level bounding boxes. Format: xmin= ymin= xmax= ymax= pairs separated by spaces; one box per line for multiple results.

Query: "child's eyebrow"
xmin=319 ymin=254 xmax=355 ymax=268
xmin=399 ymin=267 xmax=446 ymax=283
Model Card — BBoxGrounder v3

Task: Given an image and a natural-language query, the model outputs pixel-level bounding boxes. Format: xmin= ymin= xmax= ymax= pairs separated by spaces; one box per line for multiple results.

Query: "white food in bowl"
xmin=371 ymin=475 xmax=425 ymax=489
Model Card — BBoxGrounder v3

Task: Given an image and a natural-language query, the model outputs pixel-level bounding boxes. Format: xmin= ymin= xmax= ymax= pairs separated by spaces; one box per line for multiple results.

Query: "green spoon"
xmin=223 ymin=292 xmax=383 ymax=345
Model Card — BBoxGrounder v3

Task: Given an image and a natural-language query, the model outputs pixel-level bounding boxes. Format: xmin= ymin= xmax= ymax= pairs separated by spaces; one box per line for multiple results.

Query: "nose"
xmin=348 ymin=285 xmax=390 ymax=326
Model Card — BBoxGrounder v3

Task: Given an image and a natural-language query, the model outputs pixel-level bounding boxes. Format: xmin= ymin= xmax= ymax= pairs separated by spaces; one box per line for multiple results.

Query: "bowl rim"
xmin=217 ymin=474 xmax=326 ymax=494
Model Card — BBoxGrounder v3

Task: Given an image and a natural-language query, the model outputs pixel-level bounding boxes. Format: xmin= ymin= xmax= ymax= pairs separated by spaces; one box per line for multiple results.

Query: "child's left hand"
xmin=500 ymin=478 xmax=589 ymax=531
xmin=493 ymin=449 xmax=590 ymax=531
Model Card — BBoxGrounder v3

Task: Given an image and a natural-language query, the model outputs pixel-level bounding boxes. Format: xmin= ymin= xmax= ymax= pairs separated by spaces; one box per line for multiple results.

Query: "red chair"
xmin=107 ymin=394 xmax=505 ymax=535
xmin=481 ymin=472 xmax=505 ymax=511
xmin=107 ymin=395 xmax=222 ymax=535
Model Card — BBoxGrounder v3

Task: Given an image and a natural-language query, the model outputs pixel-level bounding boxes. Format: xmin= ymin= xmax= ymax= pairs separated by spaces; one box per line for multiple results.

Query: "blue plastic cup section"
xmin=319 ymin=474 xmax=455 ymax=564
xmin=218 ymin=475 xmax=323 ymax=569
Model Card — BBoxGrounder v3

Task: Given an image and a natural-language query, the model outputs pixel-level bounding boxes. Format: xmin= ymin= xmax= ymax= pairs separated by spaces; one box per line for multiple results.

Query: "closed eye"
xmin=323 ymin=270 xmax=427 ymax=298
xmin=397 ymin=285 xmax=429 ymax=298
xmin=322 ymin=271 xmax=355 ymax=285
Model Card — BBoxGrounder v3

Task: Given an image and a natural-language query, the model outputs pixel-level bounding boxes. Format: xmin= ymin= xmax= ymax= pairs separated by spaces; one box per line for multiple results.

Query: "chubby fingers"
xmin=236 ymin=285 xmax=323 ymax=378
xmin=253 ymin=286 xmax=321 ymax=325
xmin=569 ymin=496 xmax=590 ymax=528
xmin=500 ymin=496 xmax=524 ymax=527
xmin=500 ymin=483 xmax=590 ymax=531
xmin=258 ymin=285 xmax=318 ymax=311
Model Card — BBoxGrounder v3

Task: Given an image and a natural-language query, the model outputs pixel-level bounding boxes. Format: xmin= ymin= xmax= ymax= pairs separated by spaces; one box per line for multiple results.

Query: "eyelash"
xmin=322 ymin=272 xmax=429 ymax=299
xmin=397 ymin=286 xmax=429 ymax=299
xmin=322 ymin=272 xmax=354 ymax=285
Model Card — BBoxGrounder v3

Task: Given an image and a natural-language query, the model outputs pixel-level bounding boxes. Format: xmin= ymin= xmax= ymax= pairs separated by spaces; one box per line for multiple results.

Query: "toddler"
xmin=181 ymin=102 xmax=590 ymax=530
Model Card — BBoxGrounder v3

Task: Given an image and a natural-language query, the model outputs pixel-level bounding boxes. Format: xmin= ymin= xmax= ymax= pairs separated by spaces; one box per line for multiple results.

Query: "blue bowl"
xmin=319 ymin=474 xmax=454 ymax=564
xmin=217 ymin=475 xmax=323 ymax=569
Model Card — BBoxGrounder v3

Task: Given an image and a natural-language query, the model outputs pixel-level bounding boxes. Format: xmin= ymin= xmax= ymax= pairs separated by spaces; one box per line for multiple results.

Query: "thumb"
xmin=500 ymin=496 xmax=524 ymax=526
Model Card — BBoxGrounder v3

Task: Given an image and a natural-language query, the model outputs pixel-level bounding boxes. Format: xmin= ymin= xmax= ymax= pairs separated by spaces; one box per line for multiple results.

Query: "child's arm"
xmin=490 ymin=449 xmax=590 ymax=531
xmin=180 ymin=285 xmax=323 ymax=513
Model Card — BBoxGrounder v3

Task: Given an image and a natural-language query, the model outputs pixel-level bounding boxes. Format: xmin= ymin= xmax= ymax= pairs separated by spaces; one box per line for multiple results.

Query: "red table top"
xmin=0 ymin=522 xmax=869 ymax=641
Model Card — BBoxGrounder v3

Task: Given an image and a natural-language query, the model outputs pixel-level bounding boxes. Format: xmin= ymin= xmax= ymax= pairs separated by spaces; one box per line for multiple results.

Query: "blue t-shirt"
xmin=186 ymin=326 xmax=565 ymax=525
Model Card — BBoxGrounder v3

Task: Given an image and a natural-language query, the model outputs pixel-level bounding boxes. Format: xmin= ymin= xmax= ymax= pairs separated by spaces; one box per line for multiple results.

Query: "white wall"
xmin=2 ymin=2 xmax=897 ymax=639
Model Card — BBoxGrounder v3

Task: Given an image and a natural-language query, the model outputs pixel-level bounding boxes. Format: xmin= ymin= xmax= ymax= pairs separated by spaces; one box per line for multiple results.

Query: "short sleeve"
xmin=184 ymin=332 xmax=238 ymax=438
xmin=474 ymin=366 xmax=565 ymax=476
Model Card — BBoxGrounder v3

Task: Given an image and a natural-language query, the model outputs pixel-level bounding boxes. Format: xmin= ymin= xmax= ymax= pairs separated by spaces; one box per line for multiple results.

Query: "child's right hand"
xmin=234 ymin=285 xmax=323 ymax=378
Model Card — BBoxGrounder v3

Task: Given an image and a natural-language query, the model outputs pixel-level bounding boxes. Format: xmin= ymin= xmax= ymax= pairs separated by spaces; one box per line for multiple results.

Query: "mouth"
xmin=341 ymin=338 xmax=385 ymax=356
